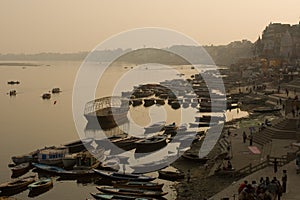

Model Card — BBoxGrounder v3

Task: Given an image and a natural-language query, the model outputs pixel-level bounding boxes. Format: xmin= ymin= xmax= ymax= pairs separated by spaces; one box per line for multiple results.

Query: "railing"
xmin=232 ymin=155 xmax=290 ymax=178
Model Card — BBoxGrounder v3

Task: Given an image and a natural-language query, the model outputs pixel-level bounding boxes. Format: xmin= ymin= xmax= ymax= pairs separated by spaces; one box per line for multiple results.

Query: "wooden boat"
xmin=170 ymin=101 xmax=181 ymax=110
xmin=37 ymin=146 xmax=68 ymax=165
xmin=253 ymin=107 xmax=281 ymax=113
xmin=143 ymin=98 xmax=155 ymax=107
xmin=135 ymin=135 xmax=167 ymax=153
xmin=42 ymin=93 xmax=51 ymax=99
xmin=96 ymin=186 xmax=167 ymax=197
xmin=11 ymin=149 xmax=39 ymax=165
xmin=0 ymin=176 xmax=35 ymax=195
xmin=182 ymin=102 xmax=189 ymax=108
xmin=9 ymin=90 xmax=17 ymax=96
xmin=63 ymin=138 xmax=92 ymax=154
xmin=90 ymin=193 xmax=153 ymax=200
xmin=182 ymin=152 xmax=209 ymax=164
xmin=163 ymin=123 xmax=178 ymax=134
xmin=195 ymin=115 xmax=225 ymax=122
xmin=10 ymin=162 xmax=32 ymax=176
xmin=155 ymin=99 xmax=165 ymax=105
xmin=112 ymin=181 xmax=163 ymax=191
xmin=158 ymin=170 xmax=185 ymax=181
xmin=32 ymin=163 xmax=95 ymax=177
xmin=51 ymin=88 xmax=61 ymax=94
xmin=28 ymin=178 xmax=53 ymax=191
xmin=99 ymin=158 xmax=120 ymax=172
xmin=7 ymin=81 xmax=20 ymax=85
xmin=93 ymin=169 xmax=155 ymax=182
xmin=110 ymin=136 xmax=139 ymax=151
xmin=131 ymin=99 xmax=143 ymax=107
xmin=144 ymin=121 xmax=165 ymax=134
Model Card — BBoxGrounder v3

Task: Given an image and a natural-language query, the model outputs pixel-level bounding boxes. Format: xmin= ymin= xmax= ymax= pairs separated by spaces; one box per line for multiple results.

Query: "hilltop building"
xmin=254 ymin=22 xmax=300 ymax=64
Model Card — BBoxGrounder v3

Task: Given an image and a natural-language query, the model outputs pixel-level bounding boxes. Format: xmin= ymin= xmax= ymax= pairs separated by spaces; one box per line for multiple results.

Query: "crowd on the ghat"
xmin=237 ymin=170 xmax=287 ymax=200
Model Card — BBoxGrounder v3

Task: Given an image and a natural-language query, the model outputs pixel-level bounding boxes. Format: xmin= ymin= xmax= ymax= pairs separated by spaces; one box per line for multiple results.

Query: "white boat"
xmin=37 ymin=147 xmax=68 ymax=165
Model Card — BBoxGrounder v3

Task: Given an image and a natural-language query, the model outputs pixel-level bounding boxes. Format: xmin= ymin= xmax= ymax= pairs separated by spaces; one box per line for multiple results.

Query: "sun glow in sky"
xmin=0 ymin=0 xmax=299 ymax=53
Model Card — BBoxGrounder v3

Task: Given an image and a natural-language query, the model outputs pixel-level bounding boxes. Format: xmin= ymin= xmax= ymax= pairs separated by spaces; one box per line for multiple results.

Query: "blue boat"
xmin=32 ymin=163 xmax=94 ymax=177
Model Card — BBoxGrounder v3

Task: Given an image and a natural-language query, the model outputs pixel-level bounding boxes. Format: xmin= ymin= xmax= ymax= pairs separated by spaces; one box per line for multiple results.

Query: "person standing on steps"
xmin=243 ymin=131 xmax=247 ymax=144
xmin=249 ymin=134 xmax=253 ymax=146
xmin=187 ymin=169 xmax=191 ymax=183
xmin=282 ymin=170 xmax=287 ymax=193
xmin=273 ymin=158 xmax=278 ymax=173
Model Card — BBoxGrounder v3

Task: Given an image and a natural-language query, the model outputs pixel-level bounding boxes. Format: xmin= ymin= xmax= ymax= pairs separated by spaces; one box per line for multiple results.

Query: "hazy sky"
xmin=0 ymin=0 xmax=299 ymax=53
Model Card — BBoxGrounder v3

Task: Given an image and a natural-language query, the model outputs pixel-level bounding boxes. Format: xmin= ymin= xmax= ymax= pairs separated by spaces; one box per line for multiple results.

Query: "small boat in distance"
xmin=7 ymin=81 xmax=20 ymax=85
xmin=9 ymin=90 xmax=17 ymax=96
xmin=42 ymin=93 xmax=51 ymax=99
xmin=51 ymin=88 xmax=61 ymax=94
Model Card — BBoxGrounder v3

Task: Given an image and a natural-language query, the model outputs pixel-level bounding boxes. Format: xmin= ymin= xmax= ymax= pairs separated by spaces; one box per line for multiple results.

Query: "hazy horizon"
xmin=0 ymin=0 xmax=299 ymax=54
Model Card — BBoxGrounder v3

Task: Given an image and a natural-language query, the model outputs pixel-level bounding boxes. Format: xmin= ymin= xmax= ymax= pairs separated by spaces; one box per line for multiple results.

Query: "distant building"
xmin=254 ymin=22 xmax=300 ymax=61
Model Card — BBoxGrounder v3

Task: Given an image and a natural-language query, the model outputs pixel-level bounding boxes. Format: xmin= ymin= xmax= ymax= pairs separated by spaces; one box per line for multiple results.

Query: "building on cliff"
xmin=254 ymin=22 xmax=300 ymax=62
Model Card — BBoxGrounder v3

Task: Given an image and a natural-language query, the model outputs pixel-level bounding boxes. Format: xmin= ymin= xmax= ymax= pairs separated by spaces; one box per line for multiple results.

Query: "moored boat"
xmin=144 ymin=121 xmax=165 ymax=134
xmin=112 ymin=181 xmax=163 ymax=191
xmin=63 ymin=139 xmax=92 ymax=154
xmin=32 ymin=163 xmax=95 ymax=177
xmin=158 ymin=170 xmax=184 ymax=181
xmin=0 ymin=175 xmax=35 ymax=195
xmin=182 ymin=152 xmax=209 ymax=164
xmin=135 ymin=135 xmax=167 ymax=154
xmin=90 ymin=193 xmax=153 ymax=200
xmin=28 ymin=178 xmax=53 ymax=191
xmin=10 ymin=162 xmax=32 ymax=176
xmin=37 ymin=146 xmax=68 ymax=165
xmin=143 ymin=98 xmax=155 ymax=107
xmin=253 ymin=107 xmax=281 ymax=113
xmin=99 ymin=157 xmax=120 ymax=172
xmin=93 ymin=169 xmax=155 ymax=182
xmin=96 ymin=186 xmax=167 ymax=197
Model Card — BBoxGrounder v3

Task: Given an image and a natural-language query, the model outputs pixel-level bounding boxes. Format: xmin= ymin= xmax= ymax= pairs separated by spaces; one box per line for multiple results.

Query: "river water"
xmin=0 ymin=61 xmax=248 ymax=199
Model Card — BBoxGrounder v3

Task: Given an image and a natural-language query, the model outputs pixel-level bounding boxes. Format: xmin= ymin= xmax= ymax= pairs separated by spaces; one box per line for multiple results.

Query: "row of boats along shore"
xmin=1 ymin=71 xmax=247 ymax=199
xmin=1 ymin=136 xmax=190 ymax=199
